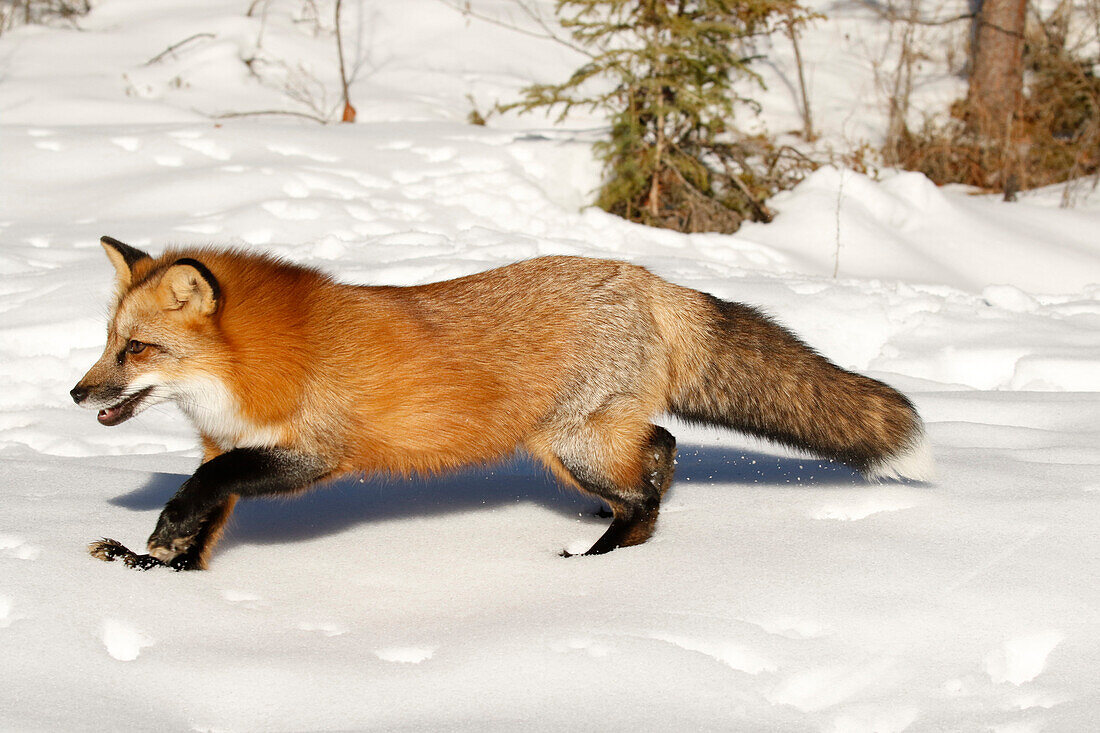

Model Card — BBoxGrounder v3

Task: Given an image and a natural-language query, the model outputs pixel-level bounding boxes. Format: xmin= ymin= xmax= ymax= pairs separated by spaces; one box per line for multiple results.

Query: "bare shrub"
xmin=0 ymin=0 xmax=89 ymax=35
xmin=893 ymin=1 xmax=1100 ymax=198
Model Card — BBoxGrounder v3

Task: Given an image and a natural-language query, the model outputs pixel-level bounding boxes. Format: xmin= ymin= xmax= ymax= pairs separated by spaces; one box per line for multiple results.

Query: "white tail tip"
xmin=865 ymin=430 xmax=935 ymax=483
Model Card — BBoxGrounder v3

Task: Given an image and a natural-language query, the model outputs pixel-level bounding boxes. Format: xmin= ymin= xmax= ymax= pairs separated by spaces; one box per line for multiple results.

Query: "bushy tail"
xmin=666 ymin=294 xmax=933 ymax=482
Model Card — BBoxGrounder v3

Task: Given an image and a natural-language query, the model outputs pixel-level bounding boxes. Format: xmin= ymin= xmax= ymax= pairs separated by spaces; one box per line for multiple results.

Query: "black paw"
xmin=559 ymin=546 xmax=609 ymax=558
xmin=88 ymin=538 xmax=202 ymax=571
xmin=167 ymin=551 xmax=202 ymax=571
xmin=88 ymin=538 xmax=131 ymax=562
xmin=88 ymin=538 xmax=166 ymax=571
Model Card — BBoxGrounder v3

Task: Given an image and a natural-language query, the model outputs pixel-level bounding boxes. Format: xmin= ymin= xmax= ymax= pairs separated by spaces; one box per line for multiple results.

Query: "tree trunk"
xmin=967 ymin=0 xmax=1027 ymax=139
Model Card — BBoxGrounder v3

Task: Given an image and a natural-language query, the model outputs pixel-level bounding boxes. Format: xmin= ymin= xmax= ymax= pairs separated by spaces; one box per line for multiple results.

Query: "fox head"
xmin=71 ymin=237 xmax=222 ymax=426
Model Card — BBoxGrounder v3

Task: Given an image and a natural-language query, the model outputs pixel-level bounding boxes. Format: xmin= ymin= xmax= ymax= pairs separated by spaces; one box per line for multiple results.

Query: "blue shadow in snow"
xmin=107 ymin=445 xmax=864 ymax=547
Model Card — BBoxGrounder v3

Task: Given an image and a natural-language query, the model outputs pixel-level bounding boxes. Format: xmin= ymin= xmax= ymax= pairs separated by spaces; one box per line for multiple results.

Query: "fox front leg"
xmin=146 ymin=448 xmax=329 ymax=566
xmin=90 ymin=448 xmax=328 ymax=571
xmin=89 ymin=496 xmax=239 ymax=571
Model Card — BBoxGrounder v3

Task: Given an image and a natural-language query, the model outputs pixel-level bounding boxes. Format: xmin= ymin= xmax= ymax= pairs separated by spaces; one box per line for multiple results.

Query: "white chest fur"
xmin=173 ymin=376 xmax=285 ymax=451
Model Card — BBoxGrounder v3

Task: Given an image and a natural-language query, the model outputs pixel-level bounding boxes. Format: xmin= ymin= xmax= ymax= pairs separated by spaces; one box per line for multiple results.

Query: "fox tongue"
xmin=97 ymin=406 xmax=121 ymax=425
xmin=94 ymin=386 xmax=152 ymax=427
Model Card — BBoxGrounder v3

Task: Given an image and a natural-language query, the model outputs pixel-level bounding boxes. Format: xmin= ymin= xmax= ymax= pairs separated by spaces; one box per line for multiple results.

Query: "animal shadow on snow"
xmin=109 ymin=445 xmax=863 ymax=548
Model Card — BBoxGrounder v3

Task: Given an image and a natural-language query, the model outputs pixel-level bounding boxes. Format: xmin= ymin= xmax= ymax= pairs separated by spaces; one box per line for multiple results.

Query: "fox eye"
xmin=127 ymin=340 xmax=147 ymax=354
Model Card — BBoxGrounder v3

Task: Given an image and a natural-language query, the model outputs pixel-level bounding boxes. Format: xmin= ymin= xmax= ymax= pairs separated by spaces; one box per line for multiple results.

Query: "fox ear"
xmin=157 ymin=258 xmax=220 ymax=316
xmin=100 ymin=236 xmax=151 ymax=290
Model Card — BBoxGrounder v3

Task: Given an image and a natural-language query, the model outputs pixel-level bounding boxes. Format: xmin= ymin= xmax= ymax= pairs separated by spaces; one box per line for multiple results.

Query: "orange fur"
xmin=152 ymin=248 xmax=617 ymax=476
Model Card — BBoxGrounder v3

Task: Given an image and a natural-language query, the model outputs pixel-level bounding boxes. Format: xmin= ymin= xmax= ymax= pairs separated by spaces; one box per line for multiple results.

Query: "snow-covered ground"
xmin=1 ymin=1 xmax=1099 ymax=731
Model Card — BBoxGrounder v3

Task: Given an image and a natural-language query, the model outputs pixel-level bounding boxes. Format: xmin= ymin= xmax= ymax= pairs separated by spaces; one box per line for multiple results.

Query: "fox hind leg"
xmin=646 ymin=425 xmax=677 ymax=499
xmin=539 ymin=423 xmax=678 ymax=556
xmin=584 ymin=424 xmax=676 ymax=555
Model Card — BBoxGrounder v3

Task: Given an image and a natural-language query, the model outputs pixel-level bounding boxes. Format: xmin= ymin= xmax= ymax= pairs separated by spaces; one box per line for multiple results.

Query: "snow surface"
xmin=1 ymin=1 xmax=1099 ymax=731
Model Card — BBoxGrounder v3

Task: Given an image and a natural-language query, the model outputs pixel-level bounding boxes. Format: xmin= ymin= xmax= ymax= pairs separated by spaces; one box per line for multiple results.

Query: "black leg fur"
xmin=147 ymin=448 xmax=327 ymax=563
xmin=89 ymin=496 xmax=240 ymax=571
xmin=90 ymin=448 xmax=328 ymax=570
xmin=645 ymin=425 xmax=677 ymax=498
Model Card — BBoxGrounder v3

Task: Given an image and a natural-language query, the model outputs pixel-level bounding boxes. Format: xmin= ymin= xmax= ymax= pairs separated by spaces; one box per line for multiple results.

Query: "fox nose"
xmin=70 ymin=385 xmax=89 ymax=404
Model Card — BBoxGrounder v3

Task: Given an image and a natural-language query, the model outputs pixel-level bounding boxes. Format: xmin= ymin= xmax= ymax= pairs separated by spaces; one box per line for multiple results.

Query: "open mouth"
xmin=97 ymin=387 xmax=154 ymax=426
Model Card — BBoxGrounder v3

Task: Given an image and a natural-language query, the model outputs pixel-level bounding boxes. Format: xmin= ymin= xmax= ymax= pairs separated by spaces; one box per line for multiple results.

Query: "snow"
xmin=2 ymin=1 xmax=1099 ymax=731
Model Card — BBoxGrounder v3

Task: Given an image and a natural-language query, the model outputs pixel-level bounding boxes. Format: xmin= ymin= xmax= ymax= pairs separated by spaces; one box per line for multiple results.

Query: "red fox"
xmin=73 ymin=236 xmax=932 ymax=570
